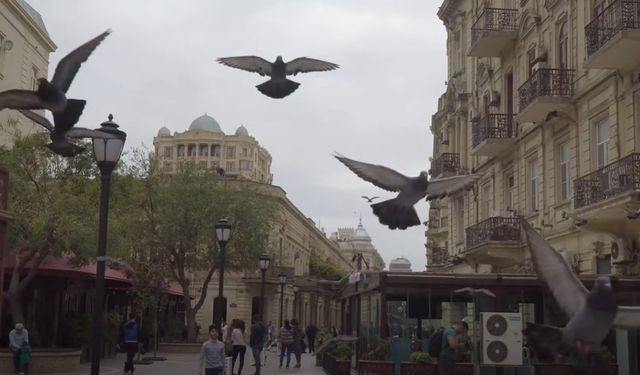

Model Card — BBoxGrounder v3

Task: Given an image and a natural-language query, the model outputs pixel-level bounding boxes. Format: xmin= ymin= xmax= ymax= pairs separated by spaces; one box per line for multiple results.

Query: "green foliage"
xmin=409 ymin=351 xmax=435 ymax=364
xmin=317 ymin=328 xmax=332 ymax=346
xmin=326 ymin=341 xmax=353 ymax=360
xmin=594 ymin=346 xmax=615 ymax=363
xmin=309 ymin=254 xmax=345 ymax=281
xmin=360 ymin=335 xmax=390 ymax=361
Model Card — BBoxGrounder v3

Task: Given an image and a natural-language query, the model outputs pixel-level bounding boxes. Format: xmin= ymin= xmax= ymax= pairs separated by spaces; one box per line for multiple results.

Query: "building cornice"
xmin=437 ymin=0 xmax=461 ymax=23
xmin=7 ymin=0 xmax=56 ymax=52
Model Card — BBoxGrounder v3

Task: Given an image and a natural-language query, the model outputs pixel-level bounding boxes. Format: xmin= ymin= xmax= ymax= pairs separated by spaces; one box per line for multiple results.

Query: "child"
xmin=199 ymin=325 xmax=225 ymax=375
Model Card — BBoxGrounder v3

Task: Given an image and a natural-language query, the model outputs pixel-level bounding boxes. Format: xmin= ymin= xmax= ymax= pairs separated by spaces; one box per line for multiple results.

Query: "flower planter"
xmin=358 ymin=359 xmax=394 ymax=375
xmin=401 ymin=361 xmax=436 ymax=375
xmin=534 ymin=363 xmax=572 ymax=375
xmin=454 ymin=362 xmax=473 ymax=375
xmin=322 ymin=355 xmax=350 ymax=375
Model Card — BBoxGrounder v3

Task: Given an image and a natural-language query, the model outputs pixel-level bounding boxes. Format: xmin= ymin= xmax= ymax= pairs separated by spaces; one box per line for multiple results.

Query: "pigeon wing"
xmin=613 ymin=306 xmax=640 ymax=329
xmin=51 ymin=30 xmax=112 ymax=93
xmin=335 ymin=155 xmax=410 ymax=192
xmin=217 ymin=56 xmax=273 ymax=76
xmin=285 ymin=57 xmax=339 ymax=76
xmin=18 ymin=110 xmax=54 ymax=132
xmin=0 ymin=90 xmax=45 ymax=110
xmin=66 ymin=128 xmax=118 ymax=139
xmin=521 ymin=220 xmax=588 ymax=318
xmin=426 ymin=174 xmax=481 ymax=200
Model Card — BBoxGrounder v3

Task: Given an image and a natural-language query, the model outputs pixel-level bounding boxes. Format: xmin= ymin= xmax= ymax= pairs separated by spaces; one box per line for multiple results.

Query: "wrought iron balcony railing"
xmin=431 ymin=247 xmax=449 ymax=265
xmin=430 ymin=153 xmax=460 ymax=177
xmin=472 ymin=114 xmax=516 ymax=148
xmin=471 ymin=8 xmax=519 ymax=45
xmin=586 ymin=0 xmax=640 ymax=58
xmin=574 ymin=153 xmax=640 ymax=209
xmin=518 ymin=68 xmax=575 ymax=111
xmin=465 ymin=217 xmax=520 ymax=250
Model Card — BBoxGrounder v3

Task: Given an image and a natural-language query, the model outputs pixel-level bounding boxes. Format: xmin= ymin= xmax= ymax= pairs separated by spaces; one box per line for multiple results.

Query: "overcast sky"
xmin=30 ymin=0 xmax=446 ymax=270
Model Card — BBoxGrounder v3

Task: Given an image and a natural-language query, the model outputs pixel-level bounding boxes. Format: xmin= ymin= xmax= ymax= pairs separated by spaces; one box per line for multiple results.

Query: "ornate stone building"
xmin=330 ymin=219 xmax=386 ymax=272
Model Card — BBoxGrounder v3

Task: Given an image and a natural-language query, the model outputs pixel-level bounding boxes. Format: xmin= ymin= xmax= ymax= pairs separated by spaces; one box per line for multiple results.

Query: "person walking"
xmin=305 ymin=322 xmax=318 ymax=354
xmin=438 ymin=321 xmax=467 ymax=375
xmin=199 ymin=325 xmax=225 ymax=375
xmin=290 ymin=319 xmax=304 ymax=368
xmin=9 ymin=323 xmax=29 ymax=375
xmin=230 ymin=320 xmax=247 ymax=375
xmin=278 ymin=320 xmax=294 ymax=369
xmin=249 ymin=315 xmax=266 ymax=375
xmin=121 ymin=313 xmax=141 ymax=375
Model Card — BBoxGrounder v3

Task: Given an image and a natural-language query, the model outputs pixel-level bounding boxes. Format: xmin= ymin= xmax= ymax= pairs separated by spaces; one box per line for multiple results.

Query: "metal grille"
xmin=465 ymin=217 xmax=520 ymax=250
xmin=431 ymin=247 xmax=449 ymax=265
xmin=472 ymin=114 xmax=516 ymax=148
xmin=471 ymin=8 xmax=519 ymax=45
xmin=430 ymin=153 xmax=461 ymax=177
xmin=518 ymin=68 xmax=575 ymax=111
xmin=586 ymin=0 xmax=640 ymax=58
xmin=574 ymin=153 xmax=640 ymax=209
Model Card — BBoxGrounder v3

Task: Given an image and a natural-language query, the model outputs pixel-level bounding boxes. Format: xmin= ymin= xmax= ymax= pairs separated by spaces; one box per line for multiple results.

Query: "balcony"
xmin=585 ymin=0 xmax=640 ymax=69
xmin=517 ymin=69 xmax=575 ymax=123
xmin=464 ymin=217 xmax=523 ymax=266
xmin=426 ymin=215 xmax=448 ymax=239
xmin=430 ymin=153 xmax=460 ymax=178
xmin=471 ymin=114 xmax=516 ymax=157
xmin=468 ymin=8 xmax=518 ymax=57
xmin=430 ymin=247 xmax=449 ymax=267
xmin=574 ymin=154 xmax=640 ymax=221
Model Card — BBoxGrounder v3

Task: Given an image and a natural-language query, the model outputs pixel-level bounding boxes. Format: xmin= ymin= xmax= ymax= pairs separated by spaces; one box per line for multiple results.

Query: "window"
xmin=481 ymin=184 xmax=491 ymax=219
xmin=199 ymin=144 xmax=208 ymax=156
xmin=242 ymin=148 xmax=249 ymax=157
xmin=177 ymin=145 xmax=185 ymax=157
xmin=210 ymin=144 xmax=221 ymax=157
xmin=596 ymin=255 xmax=611 ymax=275
xmin=188 ymin=144 xmax=197 ymax=157
xmin=505 ymin=174 xmax=516 ymax=215
xmin=226 ymin=146 xmax=236 ymax=158
xmin=596 ymin=118 xmax=609 ymax=167
xmin=30 ymin=66 xmax=39 ymax=90
xmin=527 ymin=44 xmax=536 ymax=78
xmin=558 ymin=22 xmax=568 ymax=69
xmin=528 ymin=158 xmax=539 ymax=212
xmin=239 ymin=160 xmax=252 ymax=170
xmin=225 ymin=161 xmax=236 ymax=172
xmin=456 ymin=197 xmax=464 ymax=240
xmin=163 ymin=146 xmax=173 ymax=158
xmin=558 ymin=143 xmax=571 ymax=201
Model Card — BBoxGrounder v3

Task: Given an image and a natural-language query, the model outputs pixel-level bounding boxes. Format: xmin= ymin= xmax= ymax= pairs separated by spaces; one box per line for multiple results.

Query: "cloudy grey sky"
xmin=30 ymin=0 xmax=446 ymax=270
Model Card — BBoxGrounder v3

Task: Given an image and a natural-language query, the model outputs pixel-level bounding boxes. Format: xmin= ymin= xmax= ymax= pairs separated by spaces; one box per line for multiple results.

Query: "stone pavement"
xmin=44 ymin=349 xmax=324 ymax=375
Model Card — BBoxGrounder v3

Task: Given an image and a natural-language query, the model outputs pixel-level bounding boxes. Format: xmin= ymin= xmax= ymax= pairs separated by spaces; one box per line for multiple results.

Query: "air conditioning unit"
xmin=481 ymin=312 xmax=523 ymax=366
xmin=611 ymin=238 xmax=634 ymax=264
xmin=489 ymin=90 xmax=500 ymax=107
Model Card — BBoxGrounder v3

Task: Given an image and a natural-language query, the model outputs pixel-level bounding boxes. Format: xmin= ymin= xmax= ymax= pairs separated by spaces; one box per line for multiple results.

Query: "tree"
xmin=128 ymin=152 xmax=276 ymax=340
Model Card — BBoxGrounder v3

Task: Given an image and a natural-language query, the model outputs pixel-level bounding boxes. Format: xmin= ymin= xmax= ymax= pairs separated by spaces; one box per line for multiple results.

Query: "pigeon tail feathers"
xmin=371 ymin=198 xmax=420 ymax=230
xmin=46 ymin=142 xmax=86 ymax=157
xmin=256 ymin=78 xmax=300 ymax=99
xmin=523 ymin=323 xmax=566 ymax=363
xmin=53 ymin=99 xmax=86 ymax=131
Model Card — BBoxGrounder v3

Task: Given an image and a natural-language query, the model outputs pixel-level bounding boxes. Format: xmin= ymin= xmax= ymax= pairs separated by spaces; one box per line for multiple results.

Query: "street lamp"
xmin=259 ymin=252 xmax=270 ymax=321
xmin=278 ymin=273 xmax=287 ymax=329
xmin=213 ymin=218 xmax=232 ymax=329
xmin=90 ymin=114 xmax=126 ymax=375
xmin=292 ymin=284 xmax=300 ymax=318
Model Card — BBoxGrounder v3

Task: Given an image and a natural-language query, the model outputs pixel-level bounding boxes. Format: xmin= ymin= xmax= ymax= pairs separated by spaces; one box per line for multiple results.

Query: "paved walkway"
xmin=44 ymin=349 xmax=324 ymax=375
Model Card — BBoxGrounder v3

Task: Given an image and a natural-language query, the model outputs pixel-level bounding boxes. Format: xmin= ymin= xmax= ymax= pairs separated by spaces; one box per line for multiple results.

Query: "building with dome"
xmin=389 ymin=257 xmax=412 ymax=273
xmin=331 ymin=219 xmax=385 ymax=271
xmin=152 ymin=113 xmax=272 ymax=183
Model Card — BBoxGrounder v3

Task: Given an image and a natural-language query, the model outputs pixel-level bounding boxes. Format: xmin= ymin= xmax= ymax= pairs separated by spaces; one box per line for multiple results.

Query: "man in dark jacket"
xmin=305 ymin=322 xmax=318 ymax=354
xmin=249 ymin=315 xmax=266 ymax=375
xmin=120 ymin=313 xmax=141 ymax=375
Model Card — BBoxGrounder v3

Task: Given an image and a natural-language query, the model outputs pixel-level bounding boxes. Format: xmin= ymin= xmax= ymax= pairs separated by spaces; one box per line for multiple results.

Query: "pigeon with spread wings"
xmin=521 ymin=219 xmax=640 ymax=360
xmin=217 ymin=55 xmax=339 ymax=98
xmin=0 ymin=30 xmax=111 ymax=118
xmin=335 ymin=154 xmax=480 ymax=230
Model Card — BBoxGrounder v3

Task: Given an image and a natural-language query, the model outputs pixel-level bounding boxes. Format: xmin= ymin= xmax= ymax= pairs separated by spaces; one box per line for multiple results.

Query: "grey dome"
xmin=352 ymin=219 xmax=371 ymax=242
xmin=189 ymin=113 xmax=222 ymax=133
xmin=235 ymin=125 xmax=249 ymax=136
xmin=157 ymin=126 xmax=171 ymax=136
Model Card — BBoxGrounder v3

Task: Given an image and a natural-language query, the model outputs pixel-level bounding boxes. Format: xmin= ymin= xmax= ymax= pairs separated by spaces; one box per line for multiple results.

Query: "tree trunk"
xmin=185 ymin=301 xmax=198 ymax=341
xmin=6 ymin=288 xmax=24 ymax=325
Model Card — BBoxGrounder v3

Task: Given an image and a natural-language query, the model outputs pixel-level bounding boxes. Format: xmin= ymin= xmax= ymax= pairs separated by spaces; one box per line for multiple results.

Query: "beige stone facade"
xmin=0 ymin=0 xmax=55 ymax=144
xmin=330 ymin=219 xmax=386 ymax=271
xmin=427 ymin=0 xmax=640 ymax=278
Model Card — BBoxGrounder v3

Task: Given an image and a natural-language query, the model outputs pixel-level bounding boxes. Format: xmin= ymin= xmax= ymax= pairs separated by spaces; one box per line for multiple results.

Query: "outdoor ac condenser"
xmin=480 ymin=312 xmax=523 ymax=366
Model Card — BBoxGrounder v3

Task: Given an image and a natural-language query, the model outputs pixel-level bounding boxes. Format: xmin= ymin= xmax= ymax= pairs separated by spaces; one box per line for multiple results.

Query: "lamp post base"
xmin=213 ymin=296 xmax=228 ymax=329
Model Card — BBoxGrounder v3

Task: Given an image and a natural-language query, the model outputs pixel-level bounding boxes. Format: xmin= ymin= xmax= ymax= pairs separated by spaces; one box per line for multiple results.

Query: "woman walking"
xmin=230 ymin=320 xmax=247 ymax=375
xmin=291 ymin=319 xmax=304 ymax=368
xmin=279 ymin=320 xmax=294 ymax=369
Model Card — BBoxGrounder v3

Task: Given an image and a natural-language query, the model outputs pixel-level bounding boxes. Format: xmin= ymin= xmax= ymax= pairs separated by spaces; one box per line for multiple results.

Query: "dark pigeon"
xmin=335 ymin=154 xmax=480 ymax=230
xmin=361 ymin=195 xmax=380 ymax=203
xmin=521 ymin=220 xmax=640 ymax=360
xmin=19 ymin=110 xmax=116 ymax=157
xmin=0 ymin=30 xmax=111 ymax=116
xmin=217 ymin=55 xmax=339 ymax=98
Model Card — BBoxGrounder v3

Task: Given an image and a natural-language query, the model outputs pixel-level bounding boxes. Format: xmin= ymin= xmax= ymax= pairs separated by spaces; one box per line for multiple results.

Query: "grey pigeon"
xmin=361 ymin=195 xmax=380 ymax=203
xmin=335 ymin=154 xmax=481 ymax=230
xmin=0 ymin=30 xmax=111 ymax=116
xmin=217 ymin=56 xmax=339 ymax=98
xmin=19 ymin=110 xmax=116 ymax=157
xmin=521 ymin=220 xmax=640 ymax=358
xmin=454 ymin=287 xmax=496 ymax=299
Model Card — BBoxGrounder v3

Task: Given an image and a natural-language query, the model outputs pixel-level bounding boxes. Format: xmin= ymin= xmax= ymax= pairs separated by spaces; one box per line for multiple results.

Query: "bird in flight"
xmin=0 ymin=30 xmax=111 ymax=117
xmin=19 ymin=110 xmax=117 ymax=157
xmin=335 ymin=154 xmax=480 ymax=230
xmin=521 ymin=220 xmax=640 ymax=360
xmin=361 ymin=195 xmax=380 ymax=203
xmin=217 ymin=55 xmax=339 ymax=98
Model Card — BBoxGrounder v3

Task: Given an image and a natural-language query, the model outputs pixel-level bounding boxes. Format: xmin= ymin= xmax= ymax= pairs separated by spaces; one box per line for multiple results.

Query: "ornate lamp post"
xmin=278 ymin=273 xmax=287 ymax=328
xmin=90 ymin=114 xmax=126 ymax=375
xmin=213 ymin=218 xmax=231 ymax=329
xmin=292 ymin=284 xmax=300 ymax=318
xmin=258 ymin=252 xmax=270 ymax=321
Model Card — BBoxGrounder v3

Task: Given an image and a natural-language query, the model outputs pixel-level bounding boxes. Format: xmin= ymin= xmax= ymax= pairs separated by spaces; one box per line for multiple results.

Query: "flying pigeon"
xmin=335 ymin=154 xmax=481 ymax=230
xmin=217 ymin=56 xmax=339 ymax=98
xmin=361 ymin=195 xmax=380 ymax=203
xmin=0 ymin=30 xmax=111 ymax=115
xmin=19 ymin=110 xmax=116 ymax=157
xmin=454 ymin=287 xmax=496 ymax=299
xmin=521 ymin=220 xmax=640 ymax=358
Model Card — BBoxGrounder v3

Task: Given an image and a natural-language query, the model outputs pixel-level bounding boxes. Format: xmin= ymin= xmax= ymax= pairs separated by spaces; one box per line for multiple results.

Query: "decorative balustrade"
xmin=431 ymin=247 xmax=449 ymax=265
xmin=518 ymin=68 xmax=575 ymax=111
xmin=430 ymin=153 xmax=460 ymax=177
xmin=465 ymin=217 xmax=520 ymax=250
xmin=471 ymin=8 xmax=518 ymax=45
xmin=586 ymin=0 xmax=640 ymax=58
xmin=472 ymin=114 xmax=516 ymax=148
xmin=574 ymin=153 xmax=640 ymax=209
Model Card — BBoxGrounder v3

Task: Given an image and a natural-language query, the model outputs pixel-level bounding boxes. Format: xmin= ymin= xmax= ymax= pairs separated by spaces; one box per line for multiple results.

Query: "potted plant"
xmin=315 ymin=328 xmax=333 ymax=366
xmin=402 ymin=351 xmax=436 ymax=374
xmin=593 ymin=346 xmax=617 ymax=375
xmin=358 ymin=335 xmax=393 ymax=374
xmin=322 ymin=342 xmax=351 ymax=375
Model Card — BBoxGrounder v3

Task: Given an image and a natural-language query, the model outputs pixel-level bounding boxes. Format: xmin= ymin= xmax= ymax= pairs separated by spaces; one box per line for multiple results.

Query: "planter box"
xmin=0 ymin=349 xmax=82 ymax=374
xmin=534 ymin=363 xmax=572 ymax=375
xmin=358 ymin=360 xmax=394 ymax=375
xmin=322 ymin=355 xmax=350 ymax=375
xmin=401 ymin=362 xmax=436 ymax=375
xmin=454 ymin=362 xmax=473 ymax=375
xmin=159 ymin=342 xmax=201 ymax=353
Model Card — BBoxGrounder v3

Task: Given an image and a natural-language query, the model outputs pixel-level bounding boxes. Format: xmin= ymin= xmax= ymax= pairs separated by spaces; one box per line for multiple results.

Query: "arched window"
xmin=558 ymin=22 xmax=568 ymax=69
